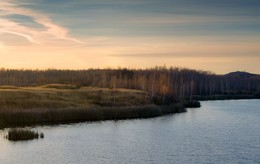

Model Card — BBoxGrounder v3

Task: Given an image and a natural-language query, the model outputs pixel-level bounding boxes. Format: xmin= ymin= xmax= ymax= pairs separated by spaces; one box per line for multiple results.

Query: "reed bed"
xmin=0 ymin=85 xmax=186 ymax=128
xmin=6 ymin=129 xmax=44 ymax=141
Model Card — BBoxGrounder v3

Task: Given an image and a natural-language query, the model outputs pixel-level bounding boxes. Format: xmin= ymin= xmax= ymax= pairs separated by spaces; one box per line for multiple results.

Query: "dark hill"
xmin=224 ymin=71 xmax=260 ymax=78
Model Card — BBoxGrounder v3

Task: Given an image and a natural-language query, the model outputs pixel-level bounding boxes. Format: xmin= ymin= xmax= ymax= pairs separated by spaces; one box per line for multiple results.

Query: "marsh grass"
xmin=6 ymin=129 xmax=44 ymax=141
xmin=0 ymin=85 xmax=177 ymax=128
xmin=0 ymin=103 xmax=185 ymax=128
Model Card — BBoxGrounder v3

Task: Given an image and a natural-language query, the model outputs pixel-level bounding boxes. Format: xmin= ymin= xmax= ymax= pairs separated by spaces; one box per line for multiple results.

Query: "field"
xmin=0 ymin=84 xmax=150 ymax=110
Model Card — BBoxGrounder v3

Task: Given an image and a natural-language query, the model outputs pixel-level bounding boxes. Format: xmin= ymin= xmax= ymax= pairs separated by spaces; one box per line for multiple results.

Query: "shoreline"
xmin=2 ymin=99 xmax=259 ymax=130
xmin=192 ymin=94 xmax=260 ymax=101
xmin=0 ymin=85 xmax=197 ymax=129
xmin=0 ymin=85 xmax=258 ymax=129
xmin=1 ymin=97 xmax=259 ymax=129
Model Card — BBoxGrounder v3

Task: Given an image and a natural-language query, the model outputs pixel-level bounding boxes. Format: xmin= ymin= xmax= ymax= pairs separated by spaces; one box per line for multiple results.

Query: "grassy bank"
xmin=0 ymin=104 xmax=185 ymax=128
xmin=0 ymin=85 xmax=185 ymax=128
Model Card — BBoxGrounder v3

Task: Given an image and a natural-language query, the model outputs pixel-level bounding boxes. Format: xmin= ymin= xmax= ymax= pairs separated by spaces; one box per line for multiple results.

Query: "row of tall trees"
xmin=0 ymin=67 xmax=260 ymax=103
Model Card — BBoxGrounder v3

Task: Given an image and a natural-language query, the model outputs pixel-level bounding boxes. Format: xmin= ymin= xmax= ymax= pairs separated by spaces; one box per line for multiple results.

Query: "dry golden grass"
xmin=0 ymin=85 xmax=150 ymax=111
xmin=40 ymin=84 xmax=79 ymax=90
xmin=0 ymin=85 xmax=19 ymax=89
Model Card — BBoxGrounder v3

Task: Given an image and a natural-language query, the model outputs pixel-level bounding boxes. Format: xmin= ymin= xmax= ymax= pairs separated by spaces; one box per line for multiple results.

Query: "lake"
xmin=0 ymin=100 xmax=259 ymax=164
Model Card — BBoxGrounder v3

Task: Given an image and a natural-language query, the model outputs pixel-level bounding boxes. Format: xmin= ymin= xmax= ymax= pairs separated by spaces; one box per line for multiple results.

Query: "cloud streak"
xmin=0 ymin=0 xmax=84 ymax=46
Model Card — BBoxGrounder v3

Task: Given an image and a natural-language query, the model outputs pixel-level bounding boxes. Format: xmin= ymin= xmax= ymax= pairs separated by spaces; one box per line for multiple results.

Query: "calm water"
xmin=0 ymin=100 xmax=260 ymax=164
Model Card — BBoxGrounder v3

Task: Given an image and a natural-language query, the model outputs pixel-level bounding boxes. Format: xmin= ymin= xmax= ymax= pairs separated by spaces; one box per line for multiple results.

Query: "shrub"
xmin=183 ymin=100 xmax=201 ymax=108
xmin=40 ymin=132 xmax=44 ymax=138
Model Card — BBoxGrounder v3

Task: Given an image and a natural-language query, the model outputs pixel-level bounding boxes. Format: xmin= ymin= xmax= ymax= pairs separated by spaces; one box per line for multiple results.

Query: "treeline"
xmin=0 ymin=67 xmax=260 ymax=104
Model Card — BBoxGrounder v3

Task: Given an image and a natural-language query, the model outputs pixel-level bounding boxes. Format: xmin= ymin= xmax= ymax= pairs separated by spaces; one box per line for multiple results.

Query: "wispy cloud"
xmin=0 ymin=0 xmax=84 ymax=46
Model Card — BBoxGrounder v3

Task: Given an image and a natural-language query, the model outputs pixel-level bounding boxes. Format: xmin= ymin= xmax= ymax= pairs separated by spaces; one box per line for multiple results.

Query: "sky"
xmin=0 ymin=0 xmax=260 ymax=74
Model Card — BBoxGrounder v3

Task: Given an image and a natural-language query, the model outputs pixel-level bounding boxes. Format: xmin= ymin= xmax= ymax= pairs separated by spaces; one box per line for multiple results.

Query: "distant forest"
xmin=0 ymin=67 xmax=260 ymax=104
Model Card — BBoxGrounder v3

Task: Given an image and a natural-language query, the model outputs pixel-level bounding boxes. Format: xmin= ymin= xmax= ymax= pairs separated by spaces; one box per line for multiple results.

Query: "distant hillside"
xmin=224 ymin=71 xmax=260 ymax=78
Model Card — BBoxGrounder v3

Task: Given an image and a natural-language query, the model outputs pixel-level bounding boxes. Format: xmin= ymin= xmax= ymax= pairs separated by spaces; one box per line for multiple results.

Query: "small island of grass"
xmin=6 ymin=129 xmax=44 ymax=141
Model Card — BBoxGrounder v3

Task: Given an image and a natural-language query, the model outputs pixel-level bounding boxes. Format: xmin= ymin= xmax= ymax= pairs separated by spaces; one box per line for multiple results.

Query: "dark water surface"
xmin=0 ymin=100 xmax=259 ymax=164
